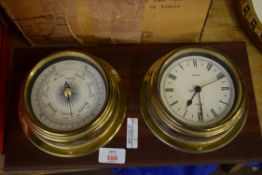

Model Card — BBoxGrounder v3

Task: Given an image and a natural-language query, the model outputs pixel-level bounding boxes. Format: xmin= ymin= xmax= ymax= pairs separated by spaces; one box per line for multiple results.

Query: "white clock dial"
xmin=141 ymin=47 xmax=247 ymax=153
xmin=30 ymin=59 xmax=107 ymax=131
xmin=159 ymin=55 xmax=236 ymax=127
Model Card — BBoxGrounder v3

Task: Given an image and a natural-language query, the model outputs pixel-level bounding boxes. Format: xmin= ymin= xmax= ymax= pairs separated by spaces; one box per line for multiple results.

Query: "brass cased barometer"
xmin=140 ymin=47 xmax=248 ymax=153
xmin=19 ymin=51 xmax=126 ymax=157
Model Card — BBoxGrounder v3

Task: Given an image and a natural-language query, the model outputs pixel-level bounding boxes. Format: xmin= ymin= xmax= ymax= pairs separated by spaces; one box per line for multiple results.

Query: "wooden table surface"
xmin=0 ymin=0 xmax=262 ymax=174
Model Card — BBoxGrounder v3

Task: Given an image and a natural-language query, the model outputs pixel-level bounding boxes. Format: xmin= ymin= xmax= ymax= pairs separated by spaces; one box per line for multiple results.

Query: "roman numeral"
xmin=219 ymin=100 xmax=228 ymax=105
xmin=216 ymin=72 xmax=225 ymax=80
xmin=193 ymin=59 xmax=197 ymax=67
xmin=165 ymin=88 xmax=174 ymax=92
xmin=211 ymin=109 xmax=218 ymax=118
xmin=168 ymin=74 xmax=176 ymax=80
xmin=207 ymin=62 xmax=212 ymax=71
xmin=170 ymin=100 xmax=178 ymax=106
xmin=221 ymin=87 xmax=230 ymax=91
xmin=178 ymin=63 xmax=184 ymax=70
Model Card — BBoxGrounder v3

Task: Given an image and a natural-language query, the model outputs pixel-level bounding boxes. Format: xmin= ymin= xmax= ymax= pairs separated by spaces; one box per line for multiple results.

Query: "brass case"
xmin=140 ymin=47 xmax=248 ymax=153
xmin=19 ymin=51 xmax=126 ymax=157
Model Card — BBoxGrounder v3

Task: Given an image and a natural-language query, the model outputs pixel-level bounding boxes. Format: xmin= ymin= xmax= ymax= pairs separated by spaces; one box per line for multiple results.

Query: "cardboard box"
xmin=0 ymin=0 xmax=211 ymax=45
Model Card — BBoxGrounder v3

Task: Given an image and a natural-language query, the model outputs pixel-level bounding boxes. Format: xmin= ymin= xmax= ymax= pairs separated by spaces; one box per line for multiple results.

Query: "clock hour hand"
xmin=187 ymin=86 xmax=201 ymax=107
xmin=186 ymin=92 xmax=196 ymax=107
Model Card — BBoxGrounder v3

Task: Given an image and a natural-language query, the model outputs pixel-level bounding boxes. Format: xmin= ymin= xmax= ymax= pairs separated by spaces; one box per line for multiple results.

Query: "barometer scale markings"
xmin=168 ymin=74 xmax=176 ymax=80
xmin=193 ymin=59 xmax=197 ymax=67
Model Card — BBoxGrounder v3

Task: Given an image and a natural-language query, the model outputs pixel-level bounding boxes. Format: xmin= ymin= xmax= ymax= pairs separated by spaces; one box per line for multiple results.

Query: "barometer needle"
xmin=65 ymin=81 xmax=71 ymax=88
xmin=70 ymin=71 xmax=79 ymax=87
xmin=64 ymin=81 xmax=73 ymax=117
xmin=68 ymin=97 xmax=73 ymax=117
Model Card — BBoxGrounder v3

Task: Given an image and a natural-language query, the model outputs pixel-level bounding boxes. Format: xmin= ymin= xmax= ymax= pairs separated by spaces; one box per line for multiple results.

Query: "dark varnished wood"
xmin=4 ymin=42 xmax=262 ymax=172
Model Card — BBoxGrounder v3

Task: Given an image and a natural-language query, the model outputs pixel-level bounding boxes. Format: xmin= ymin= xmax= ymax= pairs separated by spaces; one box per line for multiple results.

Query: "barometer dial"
xmin=19 ymin=51 xmax=126 ymax=157
xmin=30 ymin=58 xmax=107 ymax=132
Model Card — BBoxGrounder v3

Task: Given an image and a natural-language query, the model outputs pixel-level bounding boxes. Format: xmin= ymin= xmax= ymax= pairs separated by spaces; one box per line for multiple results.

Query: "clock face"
xmin=29 ymin=58 xmax=107 ymax=131
xmin=159 ymin=54 xmax=236 ymax=127
xmin=140 ymin=47 xmax=247 ymax=153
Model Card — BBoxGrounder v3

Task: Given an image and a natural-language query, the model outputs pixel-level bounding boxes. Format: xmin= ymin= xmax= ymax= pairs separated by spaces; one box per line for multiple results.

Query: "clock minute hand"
xmin=200 ymin=78 xmax=220 ymax=89
xmin=200 ymin=72 xmax=225 ymax=88
xmin=190 ymin=75 xmax=224 ymax=92
xmin=197 ymin=92 xmax=203 ymax=121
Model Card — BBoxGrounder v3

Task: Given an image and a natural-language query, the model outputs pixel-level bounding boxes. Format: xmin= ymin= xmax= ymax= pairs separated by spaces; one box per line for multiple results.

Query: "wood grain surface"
xmin=1 ymin=0 xmax=262 ymax=174
xmin=3 ymin=42 xmax=261 ymax=173
xmin=201 ymin=0 xmax=262 ymax=128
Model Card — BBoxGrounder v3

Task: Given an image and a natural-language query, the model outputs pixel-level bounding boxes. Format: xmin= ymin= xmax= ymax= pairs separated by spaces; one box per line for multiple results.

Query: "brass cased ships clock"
xmin=140 ymin=47 xmax=248 ymax=153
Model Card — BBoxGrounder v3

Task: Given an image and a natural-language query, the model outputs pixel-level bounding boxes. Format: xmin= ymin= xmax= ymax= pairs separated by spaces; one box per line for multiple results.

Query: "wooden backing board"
xmin=0 ymin=25 xmax=11 ymax=155
xmin=4 ymin=42 xmax=262 ymax=172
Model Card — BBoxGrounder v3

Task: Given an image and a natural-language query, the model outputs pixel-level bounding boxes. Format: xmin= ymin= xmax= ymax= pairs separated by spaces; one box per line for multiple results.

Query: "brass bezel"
xmin=19 ymin=51 xmax=126 ymax=157
xmin=140 ymin=47 xmax=248 ymax=153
